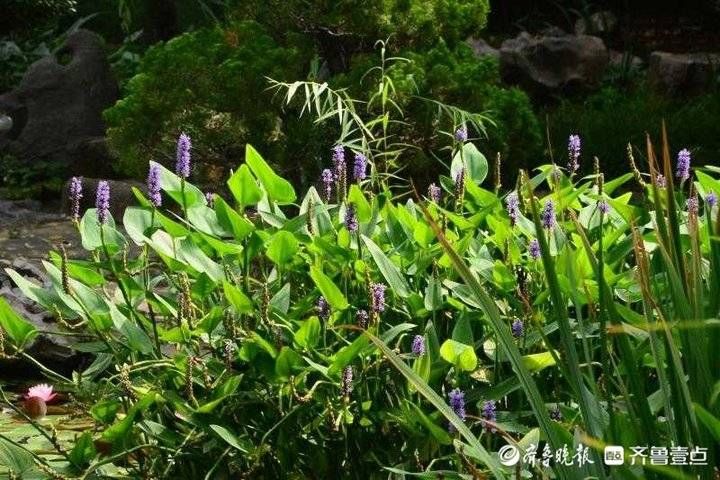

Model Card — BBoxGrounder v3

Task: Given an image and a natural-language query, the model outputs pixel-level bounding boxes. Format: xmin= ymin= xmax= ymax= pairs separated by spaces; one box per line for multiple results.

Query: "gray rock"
xmin=500 ymin=32 xmax=609 ymax=94
xmin=60 ymin=177 xmax=145 ymax=222
xmin=467 ymin=38 xmax=499 ymax=59
xmin=0 ymin=29 xmax=119 ymax=179
xmin=609 ymin=50 xmax=644 ymax=70
xmin=648 ymin=51 xmax=720 ymax=94
xmin=575 ymin=11 xmax=618 ymax=35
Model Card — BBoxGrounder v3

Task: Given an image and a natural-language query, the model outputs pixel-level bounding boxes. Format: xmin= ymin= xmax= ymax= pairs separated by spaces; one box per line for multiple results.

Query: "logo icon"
xmin=498 ymin=445 xmax=520 ymax=466
xmin=604 ymin=446 xmax=624 ymax=466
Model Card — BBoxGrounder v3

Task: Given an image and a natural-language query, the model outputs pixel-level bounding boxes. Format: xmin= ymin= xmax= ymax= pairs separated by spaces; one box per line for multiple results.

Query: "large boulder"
xmin=648 ymin=51 xmax=720 ymax=95
xmin=499 ymin=32 xmax=609 ymax=94
xmin=0 ymin=30 xmax=119 ymax=179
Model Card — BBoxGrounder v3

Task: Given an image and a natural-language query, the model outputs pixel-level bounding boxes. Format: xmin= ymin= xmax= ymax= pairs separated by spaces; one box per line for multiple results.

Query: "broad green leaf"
xmin=214 ymin=197 xmax=255 ymax=240
xmin=209 ymin=425 xmax=249 ymax=453
xmin=361 ymin=234 xmax=410 ymax=298
xmin=276 ymin=346 xmax=304 ymax=378
xmin=309 ymin=266 xmax=348 ymax=310
xmin=347 ymin=184 xmax=371 ymax=221
xmin=245 ymin=144 xmax=296 ymax=204
xmin=439 ymin=339 xmax=477 ymax=371
xmin=150 ymin=160 xmax=205 ymax=208
xmin=227 ymin=164 xmax=263 ymax=207
xmin=451 ymin=142 xmax=488 ymax=184
xmin=294 ymin=316 xmax=321 ymax=349
xmin=223 ymin=281 xmax=253 ymax=314
xmin=0 ymin=296 xmax=37 ymax=349
xmin=123 ymin=207 xmax=156 ymax=245
xmin=0 ymin=436 xmax=34 ymax=474
xmin=521 ymin=350 xmax=558 ymax=373
xmin=694 ymin=403 xmax=720 ymax=442
xmin=266 ymin=231 xmax=299 ymax=265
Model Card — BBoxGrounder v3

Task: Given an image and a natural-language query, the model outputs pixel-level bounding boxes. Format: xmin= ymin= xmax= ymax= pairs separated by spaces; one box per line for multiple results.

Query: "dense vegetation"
xmin=1 ymin=126 xmax=719 ymax=477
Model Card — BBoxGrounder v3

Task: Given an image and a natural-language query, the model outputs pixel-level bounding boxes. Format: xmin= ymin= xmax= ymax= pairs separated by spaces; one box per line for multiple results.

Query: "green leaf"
xmin=294 ymin=316 xmax=321 ymax=349
xmin=68 ymin=432 xmax=96 ymax=469
xmin=0 ymin=436 xmax=34 ymax=474
xmin=123 ymin=207 xmax=155 ymax=245
xmin=451 ymin=142 xmax=488 ymax=184
xmin=276 ymin=346 xmax=304 ymax=378
xmin=521 ymin=350 xmax=558 ymax=373
xmin=223 ymin=281 xmax=254 ymax=314
xmin=266 ymin=231 xmax=299 ymax=265
xmin=439 ymin=339 xmax=477 ymax=371
xmin=361 ymin=235 xmax=410 ymax=298
xmin=424 ymin=277 xmax=443 ymax=311
xmin=214 ymin=196 xmax=255 ymax=240
xmin=209 ymin=425 xmax=249 ymax=453
xmin=227 ymin=163 xmax=263 ymax=208
xmin=245 ymin=144 xmax=296 ymax=204
xmin=694 ymin=403 xmax=720 ymax=442
xmin=0 ymin=296 xmax=37 ymax=349
xmin=151 ymin=160 xmax=205 ymax=208
xmin=309 ymin=266 xmax=348 ymax=310
xmin=347 ymin=184 xmax=371 ymax=221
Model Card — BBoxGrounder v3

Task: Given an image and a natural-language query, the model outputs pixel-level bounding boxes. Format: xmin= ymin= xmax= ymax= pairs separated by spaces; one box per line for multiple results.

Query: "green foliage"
xmin=3 ymin=130 xmax=719 ymax=478
xmin=104 ymin=1 xmax=540 ymax=187
xmin=548 ymin=84 xmax=720 ymax=179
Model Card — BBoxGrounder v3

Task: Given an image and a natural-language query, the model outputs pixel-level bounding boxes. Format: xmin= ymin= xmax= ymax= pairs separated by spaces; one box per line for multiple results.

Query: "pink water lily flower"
xmin=25 ymin=384 xmax=57 ymax=402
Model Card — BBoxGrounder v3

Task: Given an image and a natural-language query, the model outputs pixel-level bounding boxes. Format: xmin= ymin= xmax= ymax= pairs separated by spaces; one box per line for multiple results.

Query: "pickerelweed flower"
xmin=205 ymin=192 xmax=214 ymax=207
xmin=455 ymin=125 xmax=468 ymax=143
xmin=676 ymin=148 xmax=691 ymax=181
xmin=25 ymin=384 xmax=57 ymax=402
xmin=353 ymin=153 xmax=367 ymax=181
xmin=542 ymin=199 xmax=555 ymax=229
xmin=687 ymin=195 xmax=699 ymax=215
xmin=370 ymin=283 xmax=386 ymax=313
xmin=332 ymin=145 xmax=345 ymax=178
xmin=448 ymin=388 xmax=466 ymax=432
xmin=428 ymin=183 xmax=441 ymax=202
xmin=411 ymin=335 xmax=425 ymax=356
xmin=147 ymin=164 xmax=162 ymax=207
xmin=568 ymin=134 xmax=581 ymax=173
xmin=550 ymin=406 xmax=563 ymax=421
xmin=69 ymin=176 xmax=83 ymax=220
xmin=321 ymin=168 xmax=334 ymax=201
xmin=341 ymin=365 xmax=353 ymax=397
xmin=176 ymin=132 xmax=192 ymax=178
xmin=345 ymin=203 xmax=358 ymax=232
xmin=706 ymin=191 xmax=717 ymax=209
xmin=511 ymin=318 xmax=524 ymax=338
xmin=529 ymin=239 xmax=541 ymax=260
xmin=356 ymin=309 xmax=369 ymax=329
xmin=96 ymin=180 xmax=110 ymax=224
xmin=317 ymin=296 xmax=330 ymax=321
xmin=505 ymin=192 xmax=520 ymax=226
xmin=656 ymin=174 xmax=667 ymax=188
xmin=481 ymin=400 xmax=497 ymax=432
xmin=598 ymin=199 xmax=610 ymax=215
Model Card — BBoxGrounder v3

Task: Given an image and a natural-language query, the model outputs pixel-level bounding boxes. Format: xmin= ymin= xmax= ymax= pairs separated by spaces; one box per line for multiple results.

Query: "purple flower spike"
xmin=147 ymin=164 xmax=162 ymax=208
xmin=676 ymin=148 xmax=691 ymax=181
xmin=332 ymin=145 xmax=346 ymax=179
xmin=176 ymin=133 xmax=192 ymax=179
xmin=356 ymin=309 xmax=369 ymax=329
xmin=455 ymin=125 xmax=468 ymax=143
xmin=687 ymin=195 xmax=699 ymax=215
xmin=529 ymin=239 xmax=541 ymax=260
xmin=96 ymin=181 xmax=110 ymax=225
xmin=317 ymin=296 xmax=330 ymax=321
xmin=598 ymin=199 xmax=610 ymax=215
xmin=411 ymin=335 xmax=425 ymax=356
xmin=656 ymin=174 xmax=667 ymax=189
xmin=69 ymin=176 xmax=83 ymax=220
xmin=511 ymin=319 xmax=524 ymax=338
xmin=371 ymin=283 xmax=386 ymax=313
xmin=353 ymin=153 xmax=367 ymax=181
xmin=205 ymin=192 xmax=214 ymax=207
xmin=448 ymin=388 xmax=466 ymax=432
xmin=341 ymin=365 xmax=353 ymax=397
xmin=506 ymin=192 xmax=520 ymax=226
xmin=321 ymin=169 xmax=334 ymax=201
xmin=706 ymin=192 xmax=717 ymax=209
xmin=481 ymin=400 xmax=497 ymax=432
xmin=568 ymin=134 xmax=581 ymax=173
xmin=345 ymin=203 xmax=358 ymax=233
xmin=542 ymin=200 xmax=556 ymax=229
xmin=428 ymin=183 xmax=441 ymax=202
